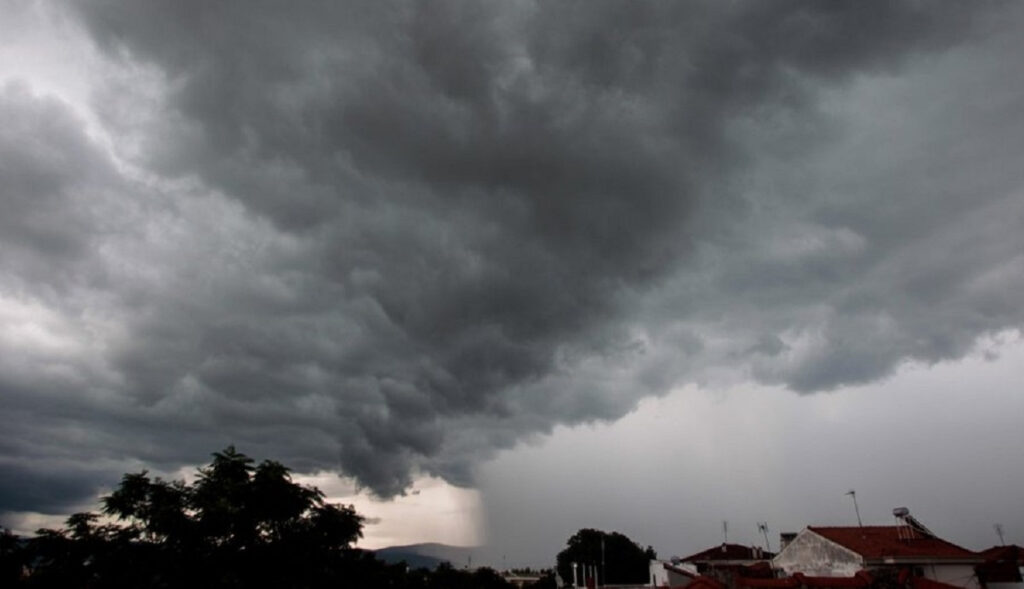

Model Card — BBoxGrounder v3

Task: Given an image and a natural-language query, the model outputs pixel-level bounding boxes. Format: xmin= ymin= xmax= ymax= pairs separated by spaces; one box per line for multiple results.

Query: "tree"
xmin=556 ymin=528 xmax=655 ymax=586
xmin=525 ymin=570 xmax=559 ymax=589
xmin=1 ymin=528 xmax=26 ymax=584
xmin=22 ymin=446 xmax=365 ymax=588
xmin=10 ymin=446 xmax=515 ymax=588
xmin=425 ymin=562 xmax=512 ymax=589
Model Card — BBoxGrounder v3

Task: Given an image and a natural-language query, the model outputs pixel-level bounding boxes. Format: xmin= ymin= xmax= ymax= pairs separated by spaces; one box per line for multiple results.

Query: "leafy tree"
xmin=19 ymin=446 xmax=364 ymax=588
xmin=525 ymin=570 xmax=559 ymax=589
xmin=8 ymin=446 xmax=515 ymax=588
xmin=426 ymin=562 xmax=512 ymax=589
xmin=1 ymin=527 xmax=26 ymax=584
xmin=556 ymin=528 xmax=655 ymax=586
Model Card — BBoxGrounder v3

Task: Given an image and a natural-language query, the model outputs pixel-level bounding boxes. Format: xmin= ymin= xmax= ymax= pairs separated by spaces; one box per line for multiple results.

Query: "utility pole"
xmin=601 ymin=536 xmax=606 ymax=588
xmin=846 ymin=490 xmax=863 ymax=527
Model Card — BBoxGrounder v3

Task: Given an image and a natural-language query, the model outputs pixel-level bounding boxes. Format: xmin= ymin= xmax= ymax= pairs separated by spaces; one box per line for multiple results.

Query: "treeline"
xmin=555 ymin=528 xmax=655 ymax=586
xmin=0 ymin=447 xmax=518 ymax=589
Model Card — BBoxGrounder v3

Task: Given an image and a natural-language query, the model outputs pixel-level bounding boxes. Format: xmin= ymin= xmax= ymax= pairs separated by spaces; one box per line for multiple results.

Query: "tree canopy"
xmin=556 ymin=528 xmax=655 ymax=586
xmin=5 ymin=446 xmax=516 ymax=589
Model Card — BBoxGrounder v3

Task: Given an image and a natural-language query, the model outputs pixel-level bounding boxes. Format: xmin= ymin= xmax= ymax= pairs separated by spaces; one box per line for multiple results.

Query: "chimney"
xmin=780 ymin=533 xmax=797 ymax=551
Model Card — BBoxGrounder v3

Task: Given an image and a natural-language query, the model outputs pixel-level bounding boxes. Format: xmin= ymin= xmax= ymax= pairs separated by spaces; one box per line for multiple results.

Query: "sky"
xmin=1 ymin=0 xmax=1023 ymax=568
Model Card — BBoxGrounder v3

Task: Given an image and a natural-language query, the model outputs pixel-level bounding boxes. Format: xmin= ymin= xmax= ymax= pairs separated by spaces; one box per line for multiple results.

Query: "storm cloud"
xmin=2 ymin=0 xmax=1023 ymax=515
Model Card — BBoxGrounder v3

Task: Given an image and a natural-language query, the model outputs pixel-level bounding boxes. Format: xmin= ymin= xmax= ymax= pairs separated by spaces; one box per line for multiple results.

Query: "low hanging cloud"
xmin=2 ymin=1 xmax=1023 ymax=514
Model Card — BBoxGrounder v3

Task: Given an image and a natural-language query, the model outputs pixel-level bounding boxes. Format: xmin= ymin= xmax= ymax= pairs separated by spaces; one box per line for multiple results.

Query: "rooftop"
xmin=682 ymin=543 xmax=775 ymax=562
xmin=979 ymin=544 xmax=1024 ymax=562
xmin=808 ymin=526 xmax=978 ymax=561
xmin=740 ymin=571 xmax=873 ymax=589
xmin=976 ymin=545 xmax=1024 ymax=584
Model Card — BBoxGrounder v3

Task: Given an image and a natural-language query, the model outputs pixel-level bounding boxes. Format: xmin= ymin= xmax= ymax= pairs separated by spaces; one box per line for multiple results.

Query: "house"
xmin=976 ymin=545 xmax=1024 ymax=589
xmin=682 ymin=544 xmax=776 ymax=574
xmin=737 ymin=570 xmax=974 ymax=589
xmin=650 ymin=559 xmax=699 ymax=587
xmin=677 ymin=544 xmax=775 ymax=588
xmin=688 ymin=576 xmax=729 ymax=589
xmin=772 ymin=524 xmax=983 ymax=589
xmin=738 ymin=570 xmax=875 ymax=589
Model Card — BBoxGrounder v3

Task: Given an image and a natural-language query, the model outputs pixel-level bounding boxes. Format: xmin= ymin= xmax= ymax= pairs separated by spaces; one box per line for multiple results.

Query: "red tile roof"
xmin=681 ymin=576 xmax=727 ymax=589
xmin=979 ymin=544 xmax=1024 ymax=562
xmin=808 ymin=527 xmax=978 ymax=561
xmin=977 ymin=545 xmax=1023 ymax=583
xmin=738 ymin=576 xmax=801 ymax=588
xmin=682 ymin=543 xmax=775 ymax=562
xmin=740 ymin=572 xmax=873 ymax=589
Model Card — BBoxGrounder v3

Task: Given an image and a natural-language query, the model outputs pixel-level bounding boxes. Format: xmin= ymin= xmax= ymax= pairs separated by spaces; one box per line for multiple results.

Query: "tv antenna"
xmin=758 ymin=522 xmax=772 ymax=551
xmin=846 ymin=490 xmax=863 ymax=527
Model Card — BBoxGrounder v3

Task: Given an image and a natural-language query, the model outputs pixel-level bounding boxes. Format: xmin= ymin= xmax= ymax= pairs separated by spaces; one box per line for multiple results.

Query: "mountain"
xmin=374 ymin=543 xmax=481 ymax=570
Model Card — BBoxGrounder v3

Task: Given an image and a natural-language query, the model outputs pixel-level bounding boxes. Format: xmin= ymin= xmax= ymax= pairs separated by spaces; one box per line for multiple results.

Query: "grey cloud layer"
xmin=2 ymin=1 xmax=1022 ymax=513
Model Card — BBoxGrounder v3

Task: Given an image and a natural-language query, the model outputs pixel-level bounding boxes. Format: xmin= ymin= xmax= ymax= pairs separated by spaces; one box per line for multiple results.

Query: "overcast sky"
xmin=2 ymin=0 xmax=1023 ymax=568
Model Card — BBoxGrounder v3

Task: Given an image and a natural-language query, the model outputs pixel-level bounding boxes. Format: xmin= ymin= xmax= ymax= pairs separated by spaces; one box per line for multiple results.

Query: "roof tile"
xmin=808 ymin=526 xmax=977 ymax=560
xmin=683 ymin=543 xmax=775 ymax=562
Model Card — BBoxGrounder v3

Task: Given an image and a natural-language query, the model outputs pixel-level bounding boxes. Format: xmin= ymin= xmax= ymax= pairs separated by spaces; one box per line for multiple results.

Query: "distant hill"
xmin=374 ymin=543 xmax=480 ymax=570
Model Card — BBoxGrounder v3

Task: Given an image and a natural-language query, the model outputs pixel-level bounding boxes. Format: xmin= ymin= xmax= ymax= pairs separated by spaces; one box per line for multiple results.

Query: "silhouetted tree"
xmin=526 ymin=570 xmax=559 ymax=589
xmin=9 ymin=446 xmax=515 ymax=589
xmin=556 ymin=528 xmax=655 ymax=586
xmin=1 ymin=528 xmax=26 ymax=584
xmin=17 ymin=446 xmax=364 ymax=588
xmin=426 ymin=562 xmax=511 ymax=589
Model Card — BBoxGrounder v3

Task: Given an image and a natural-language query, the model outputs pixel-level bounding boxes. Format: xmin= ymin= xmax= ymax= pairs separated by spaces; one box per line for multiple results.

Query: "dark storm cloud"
xmin=0 ymin=462 xmax=114 ymax=514
xmin=0 ymin=84 xmax=111 ymax=288
xmin=2 ymin=0 xmax=1023 ymax=516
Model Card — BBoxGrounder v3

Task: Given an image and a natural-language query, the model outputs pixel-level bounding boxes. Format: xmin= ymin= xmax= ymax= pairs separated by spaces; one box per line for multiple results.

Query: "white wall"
xmin=772 ymin=530 xmax=863 ymax=577
xmin=923 ymin=563 xmax=981 ymax=589
xmin=649 ymin=560 xmax=697 ymax=587
xmin=650 ymin=561 xmax=669 ymax=587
